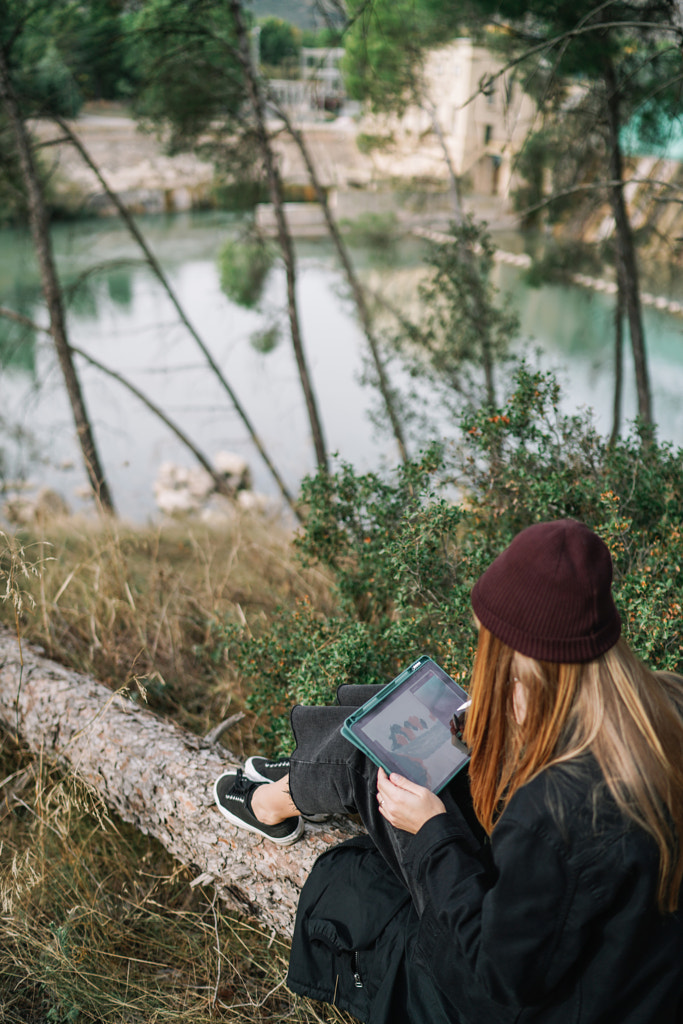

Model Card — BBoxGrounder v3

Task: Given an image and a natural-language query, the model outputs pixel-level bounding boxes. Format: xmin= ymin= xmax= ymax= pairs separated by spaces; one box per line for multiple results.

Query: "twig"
xmin=210 ymin=891 xmax=222 ymax=1008
xmin=204 ymin=713 xmax=245 ymax=746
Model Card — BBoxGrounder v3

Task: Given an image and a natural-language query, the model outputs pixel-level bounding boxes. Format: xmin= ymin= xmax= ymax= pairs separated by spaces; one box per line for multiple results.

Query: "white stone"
xmin=155 ymin=488 xmax=198 ymax=516
xmin=236 ymin=490 xmax=269 ymax=513
xmin=186 ymin=467 xmax=215 ymax=501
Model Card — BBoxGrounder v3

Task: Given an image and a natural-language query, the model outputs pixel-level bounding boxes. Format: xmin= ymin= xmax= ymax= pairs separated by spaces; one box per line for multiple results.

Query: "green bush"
xmin=340 ymin=211 xmax=401 ymax=248
xmin=525 ymin=238 xmax=605 ymax=287
xmin=258 ymin=18 xmax=301 ymax=68
xmin=205 ymin=366 xmax=683 ymax=752
xmin=356 ymin=133 xmax=394 ymax=155
xmin=217 ymin=235 xmax=274 ymax=308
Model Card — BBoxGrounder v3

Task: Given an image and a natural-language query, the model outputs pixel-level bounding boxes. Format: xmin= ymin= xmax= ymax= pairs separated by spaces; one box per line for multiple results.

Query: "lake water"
xmin=1 ymin=210 xmax=682 ymax=522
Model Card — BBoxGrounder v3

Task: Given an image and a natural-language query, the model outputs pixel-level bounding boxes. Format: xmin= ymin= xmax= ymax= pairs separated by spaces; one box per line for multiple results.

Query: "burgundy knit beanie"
xmin=471 ymin=520 xmax=621 ymax=663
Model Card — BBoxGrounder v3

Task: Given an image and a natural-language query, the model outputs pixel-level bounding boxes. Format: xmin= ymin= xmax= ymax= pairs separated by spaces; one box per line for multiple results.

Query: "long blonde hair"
xmin=463 ymin=627 xmax=683 ymax=912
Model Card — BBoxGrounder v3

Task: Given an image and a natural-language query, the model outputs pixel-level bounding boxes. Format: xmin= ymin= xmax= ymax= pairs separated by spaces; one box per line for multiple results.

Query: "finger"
xmin=376 ymin=769 xmax=392 ymax=799
xmin=388 ymin=772 xmax=429 ymax=797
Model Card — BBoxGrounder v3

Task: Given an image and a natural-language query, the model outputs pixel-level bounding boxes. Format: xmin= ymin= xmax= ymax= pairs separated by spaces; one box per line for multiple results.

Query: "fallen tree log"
xmin=0 ymin=626 xmax=360 ymax=936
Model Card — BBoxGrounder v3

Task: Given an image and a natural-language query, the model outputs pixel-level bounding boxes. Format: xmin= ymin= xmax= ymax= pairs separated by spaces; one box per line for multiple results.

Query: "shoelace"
xmin=232 ymin=768 xmax=251 ymax=797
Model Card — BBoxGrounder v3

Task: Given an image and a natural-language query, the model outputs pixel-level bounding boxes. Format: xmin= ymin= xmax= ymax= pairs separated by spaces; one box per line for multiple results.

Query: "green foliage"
xmin=300 ymin=26 xmax=343 ymax=48
xmin=458 ymin=364 xmax=683 ymax=669
xmin=129 ymin=0 xmax=247 ymax=155
xmin=340 ymin=211 xmax=401 ymax=248
xmin=40 ymin=0 xmax=133 ymax=103
xmin=342 ymin=0 xmax=463 ymax=112
xmin=0 ymin=120 xmax=30 ymax=225
xmin=512 ymin=129 xmax=557 ymax=226
xmin=208 ymin=444 xmax=484 ymax=751
xmin=525 ymin=238 xmax=605 ymax=287
xmin=205 ymin=366 xmax=683 ymax=751
xmin=471 ymin=0 xmax=683 ymax=228
xmin=250 ymin=323 xmax=280 ymax=353
xmin=1 ymin=0 xmax=136 ymax=118
xmin=259 ymin=17 xmax=301 ymax=67
xmin=217 ymin=234 xmax=274 ymax=308
xmin=356 ymin=132 xmax=394 ymax=155
xmin=392 ymin=218 xmax=518 ymax=415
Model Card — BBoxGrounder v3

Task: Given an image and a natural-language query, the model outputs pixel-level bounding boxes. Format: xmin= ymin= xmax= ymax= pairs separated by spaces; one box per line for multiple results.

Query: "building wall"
xmin=364 ymin=38 xmax=537 ymax=197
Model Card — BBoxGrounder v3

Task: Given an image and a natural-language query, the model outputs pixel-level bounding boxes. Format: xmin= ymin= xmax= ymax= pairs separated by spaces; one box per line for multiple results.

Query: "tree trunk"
xmin=53 ymin=116 xmax=302 ymax=522
xmin=229 ymin=0 xmax=328 ymax=474
xmin=424 ymin=99 xmax=463 ymax=225
xmin=610 ymin=257 xmax=625 ymax=447
xmin=0 ymin=306 xmax=244 ymax=500
xmin=0 ymin=626 xmax=360 ymax=937
xmin=602 ymin=57 xmax=652 ymax=427
xmin=0 ymin=51 xmax=115 ymax=514
xmin=271 ymin=99 xmax=410 ymax=464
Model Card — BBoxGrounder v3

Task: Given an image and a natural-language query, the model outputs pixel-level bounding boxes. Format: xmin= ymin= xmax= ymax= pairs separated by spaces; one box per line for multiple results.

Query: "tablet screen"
xmin=346 ymin=660 xmax=470 ymax=792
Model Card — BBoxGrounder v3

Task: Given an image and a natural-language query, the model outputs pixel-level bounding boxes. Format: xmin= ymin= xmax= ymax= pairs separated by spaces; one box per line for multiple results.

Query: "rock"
xmin=199 ymin=494 xmax=238 ymax=524
xmin=153 ymin=454 xmax=255 ymax=518
xmin=213 ymin=451 xmax=252 ymax=493
xmin=154 ymin=488 xmax=199 ymax=517
xmin=3 ymin=487 xmax=71 ymax=525
xmin=186 ymin=467 xmax=215 ymax=501
xmin=236 ymin=490 xmax=270 ymax=513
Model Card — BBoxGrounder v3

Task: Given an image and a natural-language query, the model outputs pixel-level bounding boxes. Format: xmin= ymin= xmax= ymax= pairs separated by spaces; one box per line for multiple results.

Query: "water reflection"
xmin=0 ymin=210 xmax=681 ymax=521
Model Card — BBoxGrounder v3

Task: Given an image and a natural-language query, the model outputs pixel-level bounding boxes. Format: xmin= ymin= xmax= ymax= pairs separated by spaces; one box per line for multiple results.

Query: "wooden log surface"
xmin=0 ymin=626 xmax=360 ymax=936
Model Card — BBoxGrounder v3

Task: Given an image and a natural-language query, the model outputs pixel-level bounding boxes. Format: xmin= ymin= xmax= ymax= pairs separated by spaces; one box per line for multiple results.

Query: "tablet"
xmin=340 ymin=655 xmax=471 ymax=793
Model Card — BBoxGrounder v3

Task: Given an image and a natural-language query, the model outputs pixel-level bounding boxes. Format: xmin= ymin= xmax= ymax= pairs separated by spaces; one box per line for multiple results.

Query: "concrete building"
xmin=267 ymin=46 xmax=348 ymax=118
xmin=361 ymin=37 xmax=538 ymax=199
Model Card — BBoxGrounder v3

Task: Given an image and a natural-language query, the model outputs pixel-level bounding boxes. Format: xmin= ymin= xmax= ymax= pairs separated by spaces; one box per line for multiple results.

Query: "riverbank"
xmin=32 ymin=103 xmax=517 ymax=230
xmin=32 ymin=103 xmax=683 ymax=263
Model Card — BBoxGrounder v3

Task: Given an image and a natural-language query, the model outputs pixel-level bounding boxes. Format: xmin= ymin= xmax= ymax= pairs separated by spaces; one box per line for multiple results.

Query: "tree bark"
xmin=0 ymin=51 xmax=115 ymax=514
xmin=229 ymin=0 xmax=328 ymax=474
xmin=0 ymin=626 xmax=360 ymax=937
xmin=610 ymin=256 xmax=625 ymax=447
xmin=602 ymin=56 xmax=652 ymax=427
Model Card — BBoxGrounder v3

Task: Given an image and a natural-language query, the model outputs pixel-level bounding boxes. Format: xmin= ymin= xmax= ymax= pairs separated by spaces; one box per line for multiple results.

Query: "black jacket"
xmin=288 ymin=759 xmax=683 ymax=1023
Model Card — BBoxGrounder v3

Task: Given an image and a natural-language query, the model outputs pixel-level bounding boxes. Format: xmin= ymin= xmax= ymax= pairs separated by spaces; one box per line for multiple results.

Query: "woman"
xmin=214 ymin=519 xmax=683 ymax=1023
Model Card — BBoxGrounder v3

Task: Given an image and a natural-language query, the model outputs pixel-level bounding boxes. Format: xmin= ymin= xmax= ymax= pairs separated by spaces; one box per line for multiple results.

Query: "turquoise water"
xmin=1 ymin=211 xmax=682 ymax=521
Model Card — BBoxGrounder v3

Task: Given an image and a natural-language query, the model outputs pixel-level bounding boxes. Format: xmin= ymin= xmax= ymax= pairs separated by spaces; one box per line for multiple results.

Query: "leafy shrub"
xmin=340 ymin=211 xmax=401 ymax=248
xmin=206 ymin=366 xmax=683 ymax=752
xmin=525 ymin=238 xmax=605 ymax=287
xmin=356 ymin=133 xmax=394 ymax=154
xmin=250 ymin=324 xmax=280 ymax=354
xmin=217 ymin=235 xmax=274 ymax=308
xmin=259 ymin=17 xmax=301 ymax=68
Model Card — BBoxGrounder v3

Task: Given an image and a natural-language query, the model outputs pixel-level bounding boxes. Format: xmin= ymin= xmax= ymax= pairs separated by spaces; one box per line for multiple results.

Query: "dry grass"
xmin=0 ymin=513 xmax=355 ymax=1024
xmin=0 ymin=511 xmax=336 ymax=743
xmin=0 ymin=732 xmax=355 ymax=1024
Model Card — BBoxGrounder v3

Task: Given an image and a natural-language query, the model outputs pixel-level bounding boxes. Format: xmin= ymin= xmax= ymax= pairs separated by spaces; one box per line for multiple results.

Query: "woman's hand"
xmin=376 ymin=769 xmax=447 ymax=834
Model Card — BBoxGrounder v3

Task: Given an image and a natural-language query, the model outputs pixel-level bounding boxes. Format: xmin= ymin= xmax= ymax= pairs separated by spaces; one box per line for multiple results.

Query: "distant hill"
xmin=247 ymin=0 xmax=344 ymax=29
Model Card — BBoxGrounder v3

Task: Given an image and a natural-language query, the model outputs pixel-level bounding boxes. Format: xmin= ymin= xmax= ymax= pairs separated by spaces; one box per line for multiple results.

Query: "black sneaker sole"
xmin=213 ymin=773 xmax=304 ymax=846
